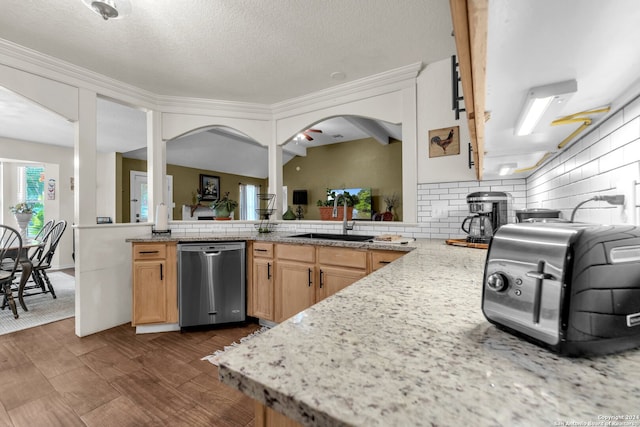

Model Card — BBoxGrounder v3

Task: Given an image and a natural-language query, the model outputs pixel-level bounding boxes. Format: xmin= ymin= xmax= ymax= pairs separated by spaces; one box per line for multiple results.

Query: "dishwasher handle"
xmin=204 ymin=251 xmax=222 ymax=257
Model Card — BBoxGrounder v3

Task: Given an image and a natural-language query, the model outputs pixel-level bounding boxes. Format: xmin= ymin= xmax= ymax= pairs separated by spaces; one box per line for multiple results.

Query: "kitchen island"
xmin=217 ymin=239 xmax=640 ymax=426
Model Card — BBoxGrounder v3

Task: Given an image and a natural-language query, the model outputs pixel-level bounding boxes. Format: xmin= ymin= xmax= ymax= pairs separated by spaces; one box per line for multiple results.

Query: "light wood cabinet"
xmin=274 ymin=244 xmax=315 ymax=322
xmin=255 ymin=401 xmax=302 ymax=427
xmin=316 ymin=246 xmax=368 ymax=302
xmin=317 ymin=266 xmax=367 ymax=302
xmin=274 ymin=244 xmax=369 ymax=321
xmin=370 ymin=249 xmax=406 ymax=272
xmin=132 ymin=242 xmax=177 ymax=326
xmin=249 ymin=242 xmax=409 ymax=324
xmin=248 ymin=242 xmax=275 ymax=321
xmin=275 ymin=260 xmax=316 ymax=322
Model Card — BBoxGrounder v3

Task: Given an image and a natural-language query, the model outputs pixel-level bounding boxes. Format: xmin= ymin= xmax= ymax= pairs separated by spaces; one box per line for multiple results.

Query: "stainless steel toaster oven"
xmin=482 ymin=223 xmax=640 ymax=356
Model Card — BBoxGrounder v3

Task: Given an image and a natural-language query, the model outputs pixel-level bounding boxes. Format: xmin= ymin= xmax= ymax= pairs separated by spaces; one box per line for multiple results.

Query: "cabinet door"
xmin=251 ymin=257 xmax=274 ymax=321
xmin=132 ymin=260 xmax=167 ymax=325
xmin=317 ymin=266 xmax=367 ymax=302
xmin=275 ymin=261 xmax=315 ymax=322
xmin=370 ymin=250 xmax=406 ymax=272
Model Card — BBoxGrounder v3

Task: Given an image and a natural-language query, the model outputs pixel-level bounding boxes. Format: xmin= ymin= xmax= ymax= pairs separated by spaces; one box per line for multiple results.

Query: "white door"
xmin=130 ymin=171 xmax=174 ymax=223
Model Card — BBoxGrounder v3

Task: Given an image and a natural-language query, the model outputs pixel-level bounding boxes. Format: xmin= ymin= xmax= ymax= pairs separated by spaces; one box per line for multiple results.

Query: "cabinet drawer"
xmin=370 ymin=250 xmax=406 ymax=271
xmin=253 ymin=242 xmax=274 ymax=258
xmin=276 ymin=244 xmax=315 ymax=263
xmin=318 ymin=246 xmax=367 ymax=270
xmin=133 ymin=243 xmax=166 ymax=260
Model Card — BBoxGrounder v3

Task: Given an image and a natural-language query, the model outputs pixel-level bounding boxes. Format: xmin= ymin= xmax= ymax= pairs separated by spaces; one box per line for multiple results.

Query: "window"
xmin=239 ymin=184 xmax=259 ymax=220
xmin=17 ymin=165 xmax=45 ymax=238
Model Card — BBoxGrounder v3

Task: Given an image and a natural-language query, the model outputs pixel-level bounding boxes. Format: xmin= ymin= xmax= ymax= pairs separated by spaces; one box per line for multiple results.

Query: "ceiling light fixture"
xmin=82 ymin=0 xmax=131 ymax=20
xmin=498 ymin=163 xmax=517 ymax=176
xmin=514 ymin=79 xmax=577 ymax=136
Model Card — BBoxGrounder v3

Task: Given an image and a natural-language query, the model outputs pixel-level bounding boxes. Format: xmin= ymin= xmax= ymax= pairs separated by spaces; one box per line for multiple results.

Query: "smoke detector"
xmin=82 ymin=0 xmax=131 ymax=20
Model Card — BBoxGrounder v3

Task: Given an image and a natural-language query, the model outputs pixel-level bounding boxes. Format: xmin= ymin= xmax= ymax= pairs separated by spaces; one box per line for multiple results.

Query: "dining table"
xmin=3 ymin=239 xmax=42 ymax=318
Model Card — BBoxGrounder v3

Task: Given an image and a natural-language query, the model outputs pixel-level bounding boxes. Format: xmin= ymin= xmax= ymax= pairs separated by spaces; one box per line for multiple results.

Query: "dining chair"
xmin=0 ymin=225 xmax=23 ymax=318
xmin=28 ymin=219 xmax=54 ymax=258
xmin=28 ymin=220 xmax=67 ymax=299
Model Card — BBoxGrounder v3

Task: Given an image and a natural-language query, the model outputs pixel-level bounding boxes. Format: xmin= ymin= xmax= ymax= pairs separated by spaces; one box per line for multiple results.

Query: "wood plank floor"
xmin=0 ymin=317 xmax=262 ymax=426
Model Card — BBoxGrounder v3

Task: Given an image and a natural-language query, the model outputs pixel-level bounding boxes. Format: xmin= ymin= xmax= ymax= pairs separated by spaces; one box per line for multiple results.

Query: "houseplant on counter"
xmin=9 ymin=202 xmax=33 ymax=238
xmin=316 ymin=189 xmax=359 ymax=221
xmin=210 ymin=192 xmax=238 ymax=220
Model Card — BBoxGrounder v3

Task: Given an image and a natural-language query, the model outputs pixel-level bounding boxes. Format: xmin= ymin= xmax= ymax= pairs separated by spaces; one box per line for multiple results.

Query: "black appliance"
xmin=462 ymin=191 xmax=509 ymax=243
xmin=482 ymin=222 xmax=640 ymax=356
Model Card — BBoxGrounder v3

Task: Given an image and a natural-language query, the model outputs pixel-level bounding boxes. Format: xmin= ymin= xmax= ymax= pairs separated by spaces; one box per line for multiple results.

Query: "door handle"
xmin=160 ymin=264 xmax=163 ymax=281
xmin=319 ymin=269 xmax=324 ymax=288
xmin=267 ymin=262 xmax=271 ymax=280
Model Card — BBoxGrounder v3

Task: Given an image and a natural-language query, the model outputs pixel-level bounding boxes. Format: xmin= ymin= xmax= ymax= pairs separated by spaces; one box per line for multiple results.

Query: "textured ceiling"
xmin=483 ymin=0 xmax=640 ymax=178
xmin=0 ymin=0 xmax=455 ymax=103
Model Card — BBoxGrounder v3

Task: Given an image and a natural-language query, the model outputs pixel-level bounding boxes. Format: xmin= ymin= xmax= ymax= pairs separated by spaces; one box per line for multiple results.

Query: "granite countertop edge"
xmin=214 ymin=239 xmax=640 ymax=427
xmin=126 ymin=232 xmax=416 ymax=252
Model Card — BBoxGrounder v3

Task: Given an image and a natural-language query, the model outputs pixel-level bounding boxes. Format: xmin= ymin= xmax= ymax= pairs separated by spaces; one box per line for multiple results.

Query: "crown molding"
xmin=271 ymin=62 xmax=422 ymax=117
xmin=0 ymin=37 xmax=420 ymax=120
xmin=155 ymin=94 xmax=272 ymax=119
xmin=0 ymin=38 xmax=158 ymax=108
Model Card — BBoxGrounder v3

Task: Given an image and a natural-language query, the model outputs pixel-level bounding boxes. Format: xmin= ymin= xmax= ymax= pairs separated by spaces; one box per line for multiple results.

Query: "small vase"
xmin=283 ymin=206 xmax=296 ymax=220
xmin=15 ymin=212 xmax=33 ymax=239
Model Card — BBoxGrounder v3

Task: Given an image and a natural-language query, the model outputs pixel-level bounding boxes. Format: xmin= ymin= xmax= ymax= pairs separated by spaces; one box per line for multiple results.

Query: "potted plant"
xmin=210 ymin=192 xmax=238 ymax=219
xmin=10 ymin=202 xmax=34 ymax=238
xmin=316 ymin=189 xmax=359 ymax=221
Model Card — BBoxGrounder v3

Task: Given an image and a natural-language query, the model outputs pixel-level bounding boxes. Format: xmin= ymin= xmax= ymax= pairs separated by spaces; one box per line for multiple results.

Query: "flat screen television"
xmin=330 ymin=187 xmax=372 ymax=220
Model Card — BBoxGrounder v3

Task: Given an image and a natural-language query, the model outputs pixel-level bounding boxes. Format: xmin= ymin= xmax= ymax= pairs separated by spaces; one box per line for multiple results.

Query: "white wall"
xmin=0 ymin=137 xmax=75 ymax=269
xmin=417 ymin=58 xmax=476 ymax=184
xmin=526 ymin=94 xmax=640 ymax=224
xmin=96 ymin=152 xmax=117 ymax=220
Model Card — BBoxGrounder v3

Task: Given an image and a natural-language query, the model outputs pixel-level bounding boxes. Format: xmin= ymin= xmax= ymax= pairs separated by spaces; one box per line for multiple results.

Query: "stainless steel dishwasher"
xmin=178 ymin=241 xmax=246 ymax=328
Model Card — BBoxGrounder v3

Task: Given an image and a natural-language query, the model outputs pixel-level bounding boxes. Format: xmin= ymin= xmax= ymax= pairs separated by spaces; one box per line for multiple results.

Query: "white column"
xmin=269 ymin=121 xmax=283 ymax=218
xmin=74 ymin=88 xmax=97 ymax=225
xmin=147 ymin=109 xmax=165 ymax=223
xmin=402 ymin=85 xmax=418 ymax=223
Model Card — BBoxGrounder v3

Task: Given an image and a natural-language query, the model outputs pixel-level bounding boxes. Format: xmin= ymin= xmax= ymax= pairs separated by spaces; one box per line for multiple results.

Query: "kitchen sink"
xmin=288 ymin=233 xmax=375 ymax=242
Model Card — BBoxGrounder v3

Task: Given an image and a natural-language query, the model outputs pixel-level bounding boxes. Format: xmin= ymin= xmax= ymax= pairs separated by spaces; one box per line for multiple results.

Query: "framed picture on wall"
xmin=199 ymin=174 xmax=220 ymax=201
xmin=428 ymin=126 xmax=460 ymax=158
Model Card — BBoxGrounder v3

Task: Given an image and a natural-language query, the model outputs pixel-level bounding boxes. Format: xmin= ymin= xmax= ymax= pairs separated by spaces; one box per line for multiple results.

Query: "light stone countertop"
xmin=126 ymin=231 xmax=416 ymax=252
xmin=217 ymin=239 xmax=640 ymax=427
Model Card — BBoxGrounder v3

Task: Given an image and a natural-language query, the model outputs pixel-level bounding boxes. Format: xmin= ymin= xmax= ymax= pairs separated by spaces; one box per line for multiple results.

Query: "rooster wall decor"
xmin=428 ymin=126 xmax=460 ymax=158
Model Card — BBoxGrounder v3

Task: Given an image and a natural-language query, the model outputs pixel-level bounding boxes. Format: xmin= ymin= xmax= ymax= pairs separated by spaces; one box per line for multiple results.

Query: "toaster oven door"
xmin=482 ymin=224 xmax=578 ymax=345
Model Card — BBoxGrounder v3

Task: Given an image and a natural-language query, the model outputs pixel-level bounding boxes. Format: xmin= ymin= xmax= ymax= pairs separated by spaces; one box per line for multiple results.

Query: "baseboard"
xmin=135 ymin=323 xmax=180 ymax=334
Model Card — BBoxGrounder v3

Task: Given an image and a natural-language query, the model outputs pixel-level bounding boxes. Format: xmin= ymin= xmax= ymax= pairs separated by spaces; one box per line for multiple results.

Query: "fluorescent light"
xmin=516 ymin=96 xmax=554 ymax=136
xmin=514 ymin=80 xmax=577 ymax=136
xmin=498 ymin=163 xmax=517 ymax=176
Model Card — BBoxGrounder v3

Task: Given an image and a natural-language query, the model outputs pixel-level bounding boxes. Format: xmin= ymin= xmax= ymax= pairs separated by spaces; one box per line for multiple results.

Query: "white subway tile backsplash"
xmin=526 ymin=94 xmax=640 ymax=226
xmin=599 ymin=147 xmax=625 ymax=173
xmin=599 ymin=110 xmax=624 ymax=138
xmin=611 ymin=117 xmax=640 ymax=150
xmin=624 ymin=96 xmax=640 ymax=123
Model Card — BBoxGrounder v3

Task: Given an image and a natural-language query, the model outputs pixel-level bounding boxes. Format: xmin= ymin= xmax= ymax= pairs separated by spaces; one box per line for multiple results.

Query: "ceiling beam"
xmin=450 ymin=0 xmax=488 ymax=180
xmin=343 ymin=116 xmax=390 ymax=145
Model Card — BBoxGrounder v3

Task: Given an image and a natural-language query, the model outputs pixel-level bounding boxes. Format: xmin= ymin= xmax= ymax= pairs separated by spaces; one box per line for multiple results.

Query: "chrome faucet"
xmin=342 ymin=197 xmax=354 ymax=235
xmin=332 ymin=194 xmax=354 ymax=234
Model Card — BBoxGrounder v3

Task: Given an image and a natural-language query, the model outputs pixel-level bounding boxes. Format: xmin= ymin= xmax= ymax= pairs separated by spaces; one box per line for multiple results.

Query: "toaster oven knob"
xmin=487 ymin=273 xmax=508 ymax=292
